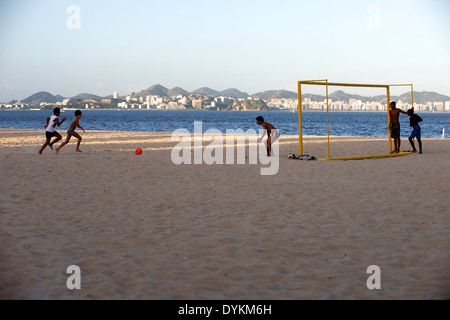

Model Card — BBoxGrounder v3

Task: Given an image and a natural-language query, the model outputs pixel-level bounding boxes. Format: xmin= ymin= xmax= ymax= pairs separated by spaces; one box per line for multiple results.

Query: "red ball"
xmin=135 ymin=148 xmax=143 ymax=155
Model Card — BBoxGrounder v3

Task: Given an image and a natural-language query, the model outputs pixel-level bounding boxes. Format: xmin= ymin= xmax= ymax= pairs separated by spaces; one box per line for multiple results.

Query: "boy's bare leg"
xmin=56 ymin=135 xmax=72 ymax=154
xmin=271 ymin=132 xmax=279 ymax=156
xmin=49 ymin=133 xmax=62 ymax=150
xmin=393 ymin=138 xmax=400 ymax=153
xmin=409 ymin=138 xmax=417 ymax=153
xmin=391 ymin=139 xmax=397 ymax=153
xmin=418 ymin=139 xmax=423 ymax=154
xmin=72 ymin=132 xmax=83 ymax=152
xmin=267 ymin=137 xmax=272 ymax=156
xmin=38 ymin=139 xmax=51 ymax=154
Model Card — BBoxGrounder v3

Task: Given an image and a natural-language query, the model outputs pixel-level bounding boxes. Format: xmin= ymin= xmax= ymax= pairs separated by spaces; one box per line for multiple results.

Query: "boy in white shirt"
xmin=38 ymin=108 xmax=66 ymax=154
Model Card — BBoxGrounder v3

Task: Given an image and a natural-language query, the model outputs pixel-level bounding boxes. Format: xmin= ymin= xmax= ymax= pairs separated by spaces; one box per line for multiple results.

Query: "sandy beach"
xmin=0 ymin=128 xmax=449 ymax=300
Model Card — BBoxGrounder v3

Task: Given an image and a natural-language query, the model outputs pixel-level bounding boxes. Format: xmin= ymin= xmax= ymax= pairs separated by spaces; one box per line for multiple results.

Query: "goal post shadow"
xmin=297 ymin=80 xmax=416 ymax=161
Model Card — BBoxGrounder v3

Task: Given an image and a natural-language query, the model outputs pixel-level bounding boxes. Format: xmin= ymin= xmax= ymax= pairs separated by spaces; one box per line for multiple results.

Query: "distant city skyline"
xmin=1 ymin=0 xmax=449 ymax=102
xmin=7 ymin=82 xmax=450 ymax=102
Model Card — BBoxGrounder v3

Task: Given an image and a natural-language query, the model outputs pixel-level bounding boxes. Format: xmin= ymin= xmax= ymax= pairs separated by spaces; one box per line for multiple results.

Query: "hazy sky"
xmin=0 ymin=0 xmax=449 ymax=102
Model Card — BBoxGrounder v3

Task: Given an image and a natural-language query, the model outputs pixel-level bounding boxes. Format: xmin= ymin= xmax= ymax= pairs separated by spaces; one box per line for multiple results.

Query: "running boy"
xmin=56 ymin=110 xmax=85 ymax=153
xmin=407 ymin=109 xmax=423 ymax=154
xmin=38 ymin=107 xmax=66 ymax=154
xmin=389 ymin=101 xmax=408 ymax=154
xmin=256 ymin=116 xmax=279 ymax=156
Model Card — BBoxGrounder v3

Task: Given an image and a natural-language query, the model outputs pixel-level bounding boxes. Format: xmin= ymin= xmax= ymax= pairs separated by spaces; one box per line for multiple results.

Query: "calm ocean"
xmin=0 ymin=110 xmax=448 ymax=139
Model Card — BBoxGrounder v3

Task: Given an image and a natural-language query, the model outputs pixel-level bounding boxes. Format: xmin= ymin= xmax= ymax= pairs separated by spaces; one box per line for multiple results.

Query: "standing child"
xmin=38 ymin=107 xmax=66 ymax=154
xmin=407 ymin=109 xmax=423 ymax=154
xmin=56 ymin=110 xmax=85 ymax=153
xmin=256 ymin=116 xmax=279 ymax=157
xmin=389 ymin=101 xmax=408 ymax=154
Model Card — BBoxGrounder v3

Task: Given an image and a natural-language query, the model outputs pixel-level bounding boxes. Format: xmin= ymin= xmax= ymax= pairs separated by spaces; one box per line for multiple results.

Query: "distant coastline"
xmin=3 ymin=83 xmax=450 ymax=113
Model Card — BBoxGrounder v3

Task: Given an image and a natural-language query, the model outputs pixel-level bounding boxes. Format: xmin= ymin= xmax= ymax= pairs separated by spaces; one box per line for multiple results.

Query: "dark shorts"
xmin=390 ymin=123 xmax=400 ymax=139
xmin=46 ymin=131 xmax=58 ymax=140
xmin=409 ymin=125 xmax=421 ymax=140
xmin=68 ymin=129 xmax=75 ymax=135
xmin=270 ymin=130 xmax=280 ymax=143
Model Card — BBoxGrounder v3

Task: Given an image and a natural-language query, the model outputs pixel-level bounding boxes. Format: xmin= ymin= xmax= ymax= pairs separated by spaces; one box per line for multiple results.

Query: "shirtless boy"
xmin=256 ymin=116 xmax=279 ymax=157
xmin=56 ymin=110 xmax=85 ymax=153
xmin=389 ymin=102 xmax=408 ymax=154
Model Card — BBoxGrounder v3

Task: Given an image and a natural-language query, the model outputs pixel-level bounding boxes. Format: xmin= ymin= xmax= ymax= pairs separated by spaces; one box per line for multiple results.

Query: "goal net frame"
xmin=297 ymin=80 xmax=415 ymax=161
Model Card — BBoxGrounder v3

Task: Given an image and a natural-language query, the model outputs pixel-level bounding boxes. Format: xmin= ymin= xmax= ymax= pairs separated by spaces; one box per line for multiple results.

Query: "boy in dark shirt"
xmin=407 ymin=109 xmax=423 ymax=154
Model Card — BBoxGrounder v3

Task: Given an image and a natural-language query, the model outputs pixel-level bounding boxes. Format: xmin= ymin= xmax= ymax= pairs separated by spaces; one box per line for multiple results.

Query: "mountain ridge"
xmin=71 ymin=93 xmax=104 ymax=100
xmin=21 ymin=92 xmax=64 ymax=105
xmin=192 ymin=87 xmax=219 ymax=96
xmin=15 ymin=85 xmax=450 ymax=106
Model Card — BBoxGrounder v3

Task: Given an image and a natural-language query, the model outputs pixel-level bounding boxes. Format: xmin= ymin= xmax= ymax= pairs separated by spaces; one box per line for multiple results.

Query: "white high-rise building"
xmin=445 ymin=101 xmax=450 ymax=112
xmin=113 ymin=91 xmax=119 ymax=99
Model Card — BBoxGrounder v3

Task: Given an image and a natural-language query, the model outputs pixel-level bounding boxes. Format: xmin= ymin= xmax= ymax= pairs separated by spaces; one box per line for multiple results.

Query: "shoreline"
xmin=0 ymin=128 xmax=446 ymax=141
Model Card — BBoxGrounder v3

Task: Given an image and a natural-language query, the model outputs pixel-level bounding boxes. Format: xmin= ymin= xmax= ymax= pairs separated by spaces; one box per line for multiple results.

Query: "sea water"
xmin=0 ymin=110 xmax=448 ymax=139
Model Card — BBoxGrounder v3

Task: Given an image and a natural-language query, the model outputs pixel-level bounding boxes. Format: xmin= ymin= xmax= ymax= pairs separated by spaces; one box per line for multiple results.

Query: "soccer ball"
xmin=135 ymin=148 xmax=143 ymax=155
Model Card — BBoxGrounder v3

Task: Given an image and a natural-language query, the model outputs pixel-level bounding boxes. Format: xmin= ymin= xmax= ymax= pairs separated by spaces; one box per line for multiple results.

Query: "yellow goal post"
xmin=297 ymin=80 xmax=415 ymax=161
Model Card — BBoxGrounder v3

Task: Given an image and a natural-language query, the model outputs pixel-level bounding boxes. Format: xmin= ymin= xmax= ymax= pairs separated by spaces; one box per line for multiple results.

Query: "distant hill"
xmin=133 ymin=84 xmax=169 ymax=98
xmin=192 ymin=87 xmax=219 ymax=96
xmin=398 ymin=91 xmax=450 ymax=104
xmin=328 ymin=90 xmax=370 ymax=102
xmin=192 ymin=87 xmax=249 ymax=99
xmin=17 ymin=86 xmax=450 ymax=107
xmin=301 ymin=91 xmax=389 ymax=103
xmin=305 ymin=90 xmax=450 ymax=104
xmin=71 ymin=93 xmax=103 ymax=100
xmin=167 ymin=87 xmax=190 ymax=97
xmin=228 ymin=99 xmax=268 ymax=111
xmin=218 ymin=88 xmax=249 ymax=99
xmin=22 ymin=92 xmax=64 ymax=105
xmin=301 ymin=93 xmax=326 ymax=101
xmin=372 ymin=95 xmax=388 ymax=103
xmin=252 ymin=90 xmax=298 ymax=100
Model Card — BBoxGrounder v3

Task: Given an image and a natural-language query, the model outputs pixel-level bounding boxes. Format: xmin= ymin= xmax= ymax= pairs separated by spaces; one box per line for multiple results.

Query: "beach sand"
xmin=0 ymin=128 xmax=449 ymax=300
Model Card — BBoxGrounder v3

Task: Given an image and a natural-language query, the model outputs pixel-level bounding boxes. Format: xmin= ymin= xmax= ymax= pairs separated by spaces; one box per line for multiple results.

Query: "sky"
xmin=0 ymin=0 xmax=449 ymax=102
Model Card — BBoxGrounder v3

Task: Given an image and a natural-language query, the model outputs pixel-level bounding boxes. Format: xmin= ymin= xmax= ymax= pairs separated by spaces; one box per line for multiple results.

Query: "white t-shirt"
xmin=46 ymin=115 xmax=59 ymax=133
